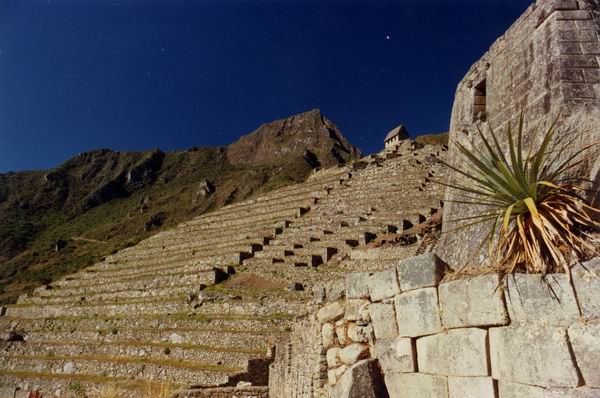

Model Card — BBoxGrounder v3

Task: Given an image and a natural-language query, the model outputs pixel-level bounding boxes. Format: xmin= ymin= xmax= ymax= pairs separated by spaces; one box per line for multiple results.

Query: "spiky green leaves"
xmin=440 ymin=113 xmax=599 ymax=279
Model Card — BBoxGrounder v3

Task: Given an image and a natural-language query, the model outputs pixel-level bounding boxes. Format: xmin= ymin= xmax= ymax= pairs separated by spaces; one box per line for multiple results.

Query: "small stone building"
xmin=438 ymin=0 xmax=600 ymax=268
xmin=383 ymin=124 xmax=409 ymax=151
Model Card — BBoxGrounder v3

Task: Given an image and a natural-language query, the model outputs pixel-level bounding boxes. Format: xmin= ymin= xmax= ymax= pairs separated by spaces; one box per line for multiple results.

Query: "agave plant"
xmin=440 ymin=113 xmax=599 ymax=280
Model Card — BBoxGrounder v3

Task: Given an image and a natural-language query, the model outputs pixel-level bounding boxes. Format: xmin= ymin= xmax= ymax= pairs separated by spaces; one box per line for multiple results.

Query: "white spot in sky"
xmin=386 ymin=35 xmax=391 ymax=40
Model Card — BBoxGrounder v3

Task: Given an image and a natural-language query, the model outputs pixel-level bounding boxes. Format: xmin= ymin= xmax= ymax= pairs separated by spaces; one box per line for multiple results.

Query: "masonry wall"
xmin=271 ymin=254 xmax=600 ymax=397
xmin=269 ymin=317 xmax=324 ymax=397
xmin=438 ymin=0 xmax=600 ymax=268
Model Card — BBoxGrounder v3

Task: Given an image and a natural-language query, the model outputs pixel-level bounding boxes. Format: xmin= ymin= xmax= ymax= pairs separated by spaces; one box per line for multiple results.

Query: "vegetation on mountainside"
xmin=0 ymin=110 xmax=359 ymax=304
xmin=415 ymin=131 xmax=449 ymax=146
xmin=441 ymin=114 xmax=599 ymax=281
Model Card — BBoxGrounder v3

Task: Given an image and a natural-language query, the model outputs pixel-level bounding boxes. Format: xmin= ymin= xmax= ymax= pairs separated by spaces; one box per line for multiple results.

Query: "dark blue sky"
xmin=0 ymin=0 xmax=531 ymax=172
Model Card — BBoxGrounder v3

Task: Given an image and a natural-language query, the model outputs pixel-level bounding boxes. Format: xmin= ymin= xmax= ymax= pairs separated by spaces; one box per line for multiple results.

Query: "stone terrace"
xmin=0 ymin=141 xmax=447 ymax=396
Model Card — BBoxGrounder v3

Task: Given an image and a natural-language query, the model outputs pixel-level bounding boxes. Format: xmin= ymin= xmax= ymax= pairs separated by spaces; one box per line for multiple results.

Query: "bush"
xmin=441 ymin=113 xmax=599 ymax=280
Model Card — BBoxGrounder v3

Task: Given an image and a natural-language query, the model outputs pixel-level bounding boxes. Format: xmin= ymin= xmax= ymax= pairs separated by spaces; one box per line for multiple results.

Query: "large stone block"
xmin=568 ymin=321 xmax=600 ymax=388
xmin=572 ymin=258 xmax=600 ymax=318
xmin=394 ymin=288 xmax=442 ymax=337
xmin=417 ymin=328 xmax=488 ymax=376
xmin=318 ymin=302 xmax=345 ymax=323
xmin=396 ymin=253 xmax=445 ymax=291
xmin=331 ymin=359 xmax=389 ymax=398
xmin=368 ymin=268 xmax=400 ymax=302
xmin=447 ymin=376 xmax=495 ymax=398
xmin=505 ymin=274 xmax=579 ymax=326
xmin=373 ymin=337 xmax=415 ymax=374
xmin=347 ymin=323 xmax=372 ymax=343
xmin=498 ymin=381 xmax=600 ymax=398
xmin=489 ymin=326 xmax=579 ymax=387
xmin=339 ymin=343 xmax=370 ymax=365
xmin=346 ymin=272 xmax=371 ymax=299
xmin=385 ymin=373 xmax=448 ymax=398
xmin=345 ymin=299 xmax=369 ymax=321
xmin=439 ymin=274 xmax=508 ymax=328
xmin=326 ymin=280 xmax=346 ymax=301
xmin=369 ymin=303 xmax=398 ymax=340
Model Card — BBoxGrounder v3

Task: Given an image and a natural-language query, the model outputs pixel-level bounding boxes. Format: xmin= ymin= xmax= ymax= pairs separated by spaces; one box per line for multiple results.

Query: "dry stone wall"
xmin=438 ymin=0 xmax=600 ymax=268
xmin=271 ymin=255 xmax=600 ymax=397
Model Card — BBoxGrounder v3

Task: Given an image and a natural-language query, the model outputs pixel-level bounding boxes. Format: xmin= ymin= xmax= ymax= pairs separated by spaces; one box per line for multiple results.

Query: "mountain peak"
xmin=226 ymin=109 xmax=361 ymax=166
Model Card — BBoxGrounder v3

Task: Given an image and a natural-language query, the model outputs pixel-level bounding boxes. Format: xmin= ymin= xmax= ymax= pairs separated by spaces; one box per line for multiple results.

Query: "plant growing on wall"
xmin=440 ymin=114 xmax=599 ymax=281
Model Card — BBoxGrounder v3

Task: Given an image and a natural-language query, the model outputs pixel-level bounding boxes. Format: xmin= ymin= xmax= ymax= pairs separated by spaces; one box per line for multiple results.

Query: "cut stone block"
xmin=572 ymin=258 xmax=600 ymax=318
xmin=368 ymin=268 xmax=400 ymax=302
xmin=439 ymin=274 xmax=508 ymax=328
xmin=369 ymin=303 xmax=398 ymax=339
xmin=417 ymin=328 xmax=488 ymax=376
xmin=331 ymin=359 xmax=388 ymax=398
xmin=489 ymin=326 xmax=579 ymax=387
xmin=327 ymin=280 xmax=346 ymax=302
xmin=346 ymin=272 xmax=370 ymax=299
xmin=373 ymin=337 xmax=415 ymax=374
xmin=327 ymin=347 xmax=342 ymax=367
xmin=318 ymin=302 xmax=345 ymax=323
xmin=313 ymin=284 xmax=327 ymax=304
xmin=497 ymin=381 xmax=547 ymax=398
xmin=448 ymin=376 xmax=495 ymax=398
xmin=328 ymin=368 xmax=338 ymax=386
xmin=385 ymin=373 xmax=448 ymax=398
xmin=505 ymin=274 xmax=579 ymax=326
xmin=336 ymin=322 xmax=350 ymax=346
xmin=347 ymin=323 xmax=371 ymax=343
xmin=498 ymin=381 xmax=600 ymax=398
xmin=339 ymin=343 xmax=370 ymax=365
xmin=345 ymin=299 xmax=369 ymax=321
xmin=322 ymin=322 xmax=337 ymax=349
xmin=394 ymin=287 xmax=442 ymax=337
xmin=568 ymin=321 xmax=600 ymax=387
xmin=396 ymin=253 xmax=445 ymax=291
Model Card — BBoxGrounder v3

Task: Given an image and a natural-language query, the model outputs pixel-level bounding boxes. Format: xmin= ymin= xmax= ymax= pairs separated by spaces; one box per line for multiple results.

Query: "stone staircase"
xmin=0 ymin=142 xmax=447 ymax=396
xmin=242 ymin=142 xmax=447 ymax=287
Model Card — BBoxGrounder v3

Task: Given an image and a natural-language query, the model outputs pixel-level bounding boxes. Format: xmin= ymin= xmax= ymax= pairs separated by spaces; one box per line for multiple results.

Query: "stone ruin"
xmin=1 ymin=0 xmax=600 ymax=397
xmin=383 ymin=125 xmax=410 ymax=153
xmin=0 ymin=130 xmax=447 ymax=397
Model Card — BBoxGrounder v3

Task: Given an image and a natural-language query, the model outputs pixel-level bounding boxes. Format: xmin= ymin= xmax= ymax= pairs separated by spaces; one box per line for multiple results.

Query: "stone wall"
xmin=438 ymin=0 xmax=600 ymax=268
xmin=269 ymin=316 xmax=323 ymax=397
xmin=173 ymin=386 xmax=269 ymax=398
xmin=271 ymin=254 xmax=600 ymax=397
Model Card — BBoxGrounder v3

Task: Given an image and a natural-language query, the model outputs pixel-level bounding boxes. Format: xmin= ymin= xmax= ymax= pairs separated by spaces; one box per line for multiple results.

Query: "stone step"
xmin=51 ymin=266 xmax=204 ymax=289
xmin=281 ymin=254 xmax=324 ymax=268
xmin=25 ymin=283 xmax=196 ymax=305
xmin=1 ymin=313 xmax=294 ymax=335
xmin=5 ymin=297 xmax=299 ymax=319
xmin=85 ymin=248 xmax=252 ymax=272
xmin=61 ymin=260 xmax=221 ymax=284
xmin=21 ymin=327 xmax=279 ymax=351
xmin=3 ymin=339 xmax=261 ymax=368
xmin=193 ymin=198 xmax=317 ymax=224
xmin=136 ymin=219 xmax=287 ymax=249
xmin=175 ymin=207 xmax=305 ymax=232
xmin=0 ymin=355 xmax=234 ymax=386
xmin=110 ymin=237 xmax=271 ymax=260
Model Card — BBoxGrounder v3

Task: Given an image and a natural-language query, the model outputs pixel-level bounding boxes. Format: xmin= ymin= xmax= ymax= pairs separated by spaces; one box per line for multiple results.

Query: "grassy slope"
xmin=0 ymin=149 xmax=316 ymax=304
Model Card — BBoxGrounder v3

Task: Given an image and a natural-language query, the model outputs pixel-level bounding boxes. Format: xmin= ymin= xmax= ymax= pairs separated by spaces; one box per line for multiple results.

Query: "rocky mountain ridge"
xmin=0 ymin=109 xmax=359 ymax=303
